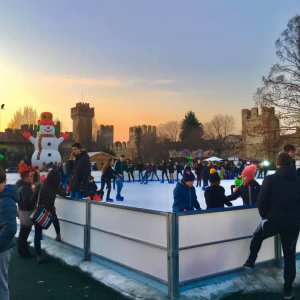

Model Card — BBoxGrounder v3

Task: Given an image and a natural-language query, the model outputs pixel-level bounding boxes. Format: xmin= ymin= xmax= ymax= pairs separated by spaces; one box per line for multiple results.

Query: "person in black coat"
xmin=175 ymin=162 xmax=183 ymax=182
xmin=243 ymin=153 xmax=300 ymax=299
xmin=150 ymin=164 xmax=159 ymax=181
xmin=226 ymin=165 xmax=260 ymax=205
xmin=195 ymin=159 xmax=203 ymax=187
xmin=160 ymin=159 xmax=169 ymax=183
xmin=126 ymin=159 xmax=135 ymax=182
xmin=99 ymin=158 xmax=118 ymax=202
xmin=201 ymin=162 xmax=210 ymax=191
xmin=168 ymin=158 xmax=175 ymax=183
xmin=136 ymin=161 xmax=144 ymax=182
xmin=68 ymin=143 xmax=91 ymax=198
xmin=205 ymin=169 xmax=232 ymax=209
xmin=86 ymin=175 xmax=99 ymax=199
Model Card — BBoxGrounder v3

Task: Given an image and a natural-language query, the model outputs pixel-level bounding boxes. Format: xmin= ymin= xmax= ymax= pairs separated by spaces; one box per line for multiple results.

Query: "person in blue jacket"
xmin=172 ymin=169 xmax=201 ymax=212
xmin=0 ymin=167 xmax=19 ymax=300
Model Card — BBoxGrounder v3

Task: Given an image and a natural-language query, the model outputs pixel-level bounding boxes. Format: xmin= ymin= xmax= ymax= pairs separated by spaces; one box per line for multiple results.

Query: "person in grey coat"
xmin=0 ymin=167 xmax=19 ymax=300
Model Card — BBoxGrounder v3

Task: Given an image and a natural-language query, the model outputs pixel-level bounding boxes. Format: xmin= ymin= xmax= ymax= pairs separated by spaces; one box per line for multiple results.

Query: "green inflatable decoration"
xmin=0 ymin=155 xmax=4 ymax=161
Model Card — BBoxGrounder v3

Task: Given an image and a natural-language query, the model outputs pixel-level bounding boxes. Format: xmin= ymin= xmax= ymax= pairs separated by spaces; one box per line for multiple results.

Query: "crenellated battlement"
xmin=71 ymin=103 xmax=95 ymax=119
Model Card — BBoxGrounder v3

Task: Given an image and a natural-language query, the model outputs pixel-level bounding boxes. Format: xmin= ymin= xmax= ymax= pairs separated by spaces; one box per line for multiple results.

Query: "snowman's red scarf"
xmin=37 ymin=134 xmax=56 ymax=160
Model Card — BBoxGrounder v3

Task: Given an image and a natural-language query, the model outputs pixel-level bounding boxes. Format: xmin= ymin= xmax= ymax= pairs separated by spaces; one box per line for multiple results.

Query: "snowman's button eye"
xmin=48 ymin=143 xmax=51 ymax=146
xmin=48 ymin=153 xmax=51 ymax=157
xmin=43 ymin=115 xmax=47 ymax=119
xmin=49 ymin=115 xmax=52 ymax=120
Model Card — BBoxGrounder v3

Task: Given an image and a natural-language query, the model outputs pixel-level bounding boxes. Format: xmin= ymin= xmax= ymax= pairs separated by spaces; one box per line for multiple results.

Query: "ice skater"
xmin=168 ymin=158 xmax=175 ymax=184
xmin=150 ymin=163 xmax=159 ymax=181
xmin=172 ymin=169 xmax=201 ymax=212
xmin=226 ymin=165 xmax=260 ymax=205
xmin=137 ymin=161 xmax=144 ymax=182
xmin=114 ymin=155 xmax=131 ymax=201
xmin=243 ymin=153 xmax=300 ymax=300
xmin=140 ymin=162 xmax=152 ymax=184
xmin=99 ymin=158 xmax=118 ymax=202
xmin=204 ymin=169 xmax=232 ymax=209
xmin=126 ymin=159 xmax=135 ymax=182
xmin=175 ymin=162 xmax=183 ymax=182
xmin=195 ymin=159 xmax=203 ymax=187
xmin=201 ymin=162 xmax=210 ymax=191
xmin=160 ymin=159 xmax=169 ymax=183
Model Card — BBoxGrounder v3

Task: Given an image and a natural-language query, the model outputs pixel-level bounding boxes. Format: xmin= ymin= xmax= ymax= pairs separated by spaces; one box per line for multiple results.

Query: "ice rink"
xmin=7 ymin=172 xmax=266 ymax=212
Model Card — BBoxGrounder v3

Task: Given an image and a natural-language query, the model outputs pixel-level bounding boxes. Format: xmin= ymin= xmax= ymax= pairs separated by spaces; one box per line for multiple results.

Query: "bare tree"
xmin=204 ymin=114 xmax=240 ymax=157
xmin=254 ymin=15 xmax=300 ymax=133
xmin=92 ymin=119 xmax=99 ymax=142
xmin=7 ymin=106 xmax=38 ymax=129
xmin=157 ymin=121 xmax=181 ymax=142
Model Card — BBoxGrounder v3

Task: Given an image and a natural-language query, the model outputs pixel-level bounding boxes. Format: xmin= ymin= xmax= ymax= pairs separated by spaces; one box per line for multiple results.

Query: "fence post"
xmin=167 ymin=213 xmax=179 ymax=299
xmin=84 ymin=201 xmax=91 ymax=261
xmin=274 ymin=235 xmax=283 ymax=268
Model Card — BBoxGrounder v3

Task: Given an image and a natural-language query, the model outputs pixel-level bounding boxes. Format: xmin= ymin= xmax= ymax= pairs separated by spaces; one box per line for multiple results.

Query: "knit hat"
xmin=182 ymin=169 xmax=195 ymax=182
xmin=209 ymin=168 xmax=220 ymax=185
xmin=39 ymin=112 xmax=55 ymax=126
xmin=20 ymin=165 xmax=38 ymax=180
xmin=242 ymin=165 xmax=256 ymax=182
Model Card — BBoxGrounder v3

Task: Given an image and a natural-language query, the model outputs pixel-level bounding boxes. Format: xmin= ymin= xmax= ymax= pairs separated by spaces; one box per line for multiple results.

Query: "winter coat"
xmin=92 ymin=164 xmax=98 ymax=171
xmin=40 ymin=164 xmax=48 ymax=172
xmin=137 ymin=163 xmax=144 ymax=172
xmin=115 ymin=160 xmax=129 ymax=176
xmin=225 ymin=163 xmax=231 ymax=171
xmin=127 ymin=163 xmax=134 ymax=173
xmin=87 ymin=181 xmax=98 ymax=194
xmin=31 ymin=183 xmax=67 ymax=214
xmin=257 ymin=166 xmax=300 ymax=220
xmin=68 ymin=150 xmax=91 ymax=191
xmin=234 ymin=177 xmax=243 ymax=186
xmin=144 ymin=164 xmax=152 ymax=174
xmin=195 ymin=164 xmax=203 ymax=176
xmin=18 ymin=163 xmax=28 ymax=173
xmin=292 ymin=159 xmax=296 ymax=170
xmin=0 ymin=185 xmax=19 ymax=254
xmin=226 ymin=180 xmax=261 ymax=205
xmin=201 ymin=165 xmax=210 ymax=180
xmin=172 ymin=181 xmax=201 ymax=212
xmin=16 ymin=180 xmax=34 ymax=211
xmin=205 ymin=185 xmax=232 ymax=209
xmin=168 ymin=161 xmax=175 ymax=173
xmin=152 ymin=164 xmax=157 ymax=172
xmin=161 ymin=162 xmax=167 ymax=172
xmin=102 ymin=166 xmax=118 ymax=181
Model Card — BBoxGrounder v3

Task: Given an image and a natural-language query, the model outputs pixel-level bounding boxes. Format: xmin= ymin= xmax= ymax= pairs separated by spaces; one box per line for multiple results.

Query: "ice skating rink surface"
xmin=6 ymin=173 xmax=265 ymax=212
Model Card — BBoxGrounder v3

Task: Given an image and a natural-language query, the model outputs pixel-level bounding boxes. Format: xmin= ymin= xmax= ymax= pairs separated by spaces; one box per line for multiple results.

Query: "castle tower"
xmin=97 ymin=125 xmax=114 ymax=149
xmin=242 ymin=107 xmax=280 ymax=162
xmin=71 ymin=103 xmax=95 ymax=151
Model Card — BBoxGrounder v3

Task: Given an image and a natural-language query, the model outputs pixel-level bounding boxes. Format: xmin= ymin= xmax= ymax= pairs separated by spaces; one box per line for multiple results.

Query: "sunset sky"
xmin=0 ymin=1 xmax=300 ymax=141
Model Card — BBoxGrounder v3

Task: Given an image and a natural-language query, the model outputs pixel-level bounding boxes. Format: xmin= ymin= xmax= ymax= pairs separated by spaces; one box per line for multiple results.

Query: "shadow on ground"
xmin=9 ymin=246 xmax=128 ymax=300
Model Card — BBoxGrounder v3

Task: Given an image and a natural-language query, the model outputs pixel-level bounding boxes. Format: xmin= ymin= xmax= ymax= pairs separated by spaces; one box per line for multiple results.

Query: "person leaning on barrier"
xmin=242 ymin=153 xmax=300 ymax=300
xmin=172 ymin=169 xmax=201 ymax=212
xmin=0 ymin=167 xmax=19 ymax=300
xmin=31 ymin=170 xmax=67 ymax=263
xmin=226 ymin=165 xmax=261 ymax=205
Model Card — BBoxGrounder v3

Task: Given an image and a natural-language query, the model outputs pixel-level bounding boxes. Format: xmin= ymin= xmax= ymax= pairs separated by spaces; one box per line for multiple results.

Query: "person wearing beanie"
xmin=204 ymin=169 xmax=233 ymax=209
xmin=16 ymin=165 xmax=37 ymax=258
xmin=172 ymin=169 xmax=201 ymax=212
xmin=226 ymin=165 xmax=261 ymax=205
xmin=243 ymin=153 xmax=300 ymax=299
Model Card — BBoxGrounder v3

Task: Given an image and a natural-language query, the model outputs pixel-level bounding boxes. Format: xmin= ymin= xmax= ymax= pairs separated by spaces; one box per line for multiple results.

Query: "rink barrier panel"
xmin=35 ymin=196 xmax=285 ymax=300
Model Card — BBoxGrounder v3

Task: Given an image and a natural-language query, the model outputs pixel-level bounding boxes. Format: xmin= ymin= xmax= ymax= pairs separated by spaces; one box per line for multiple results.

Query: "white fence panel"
xmin=90 ymin=204 xmax=167 ymax=247
xmin=55 ymin=198 xmax=86 ymax=225
xmin=179 ymin=208 xmax=262 ymax=248
xmin=90 ymin=229 xmax=168 ymax=281
xmin=179 ymin=237 xmax=275 ymax=283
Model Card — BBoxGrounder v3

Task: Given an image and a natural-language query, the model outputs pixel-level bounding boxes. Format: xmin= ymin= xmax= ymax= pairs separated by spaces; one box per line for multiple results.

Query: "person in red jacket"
xmin=18 ymin=160 xmax=28 ymax=174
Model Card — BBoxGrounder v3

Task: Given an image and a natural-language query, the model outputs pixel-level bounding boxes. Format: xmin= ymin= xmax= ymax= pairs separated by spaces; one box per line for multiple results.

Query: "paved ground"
xmin=222 ymin=289 xmax=300 ymax=299
xmin=9 ymin=247 xmax=128 ymax=300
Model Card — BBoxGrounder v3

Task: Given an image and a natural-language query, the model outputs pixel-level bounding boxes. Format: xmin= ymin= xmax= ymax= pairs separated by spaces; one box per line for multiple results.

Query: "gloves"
xmin=62 ymin=133 xmax=69 ymax=140
xmin=23 ymin=132 xmax=31 ymax=139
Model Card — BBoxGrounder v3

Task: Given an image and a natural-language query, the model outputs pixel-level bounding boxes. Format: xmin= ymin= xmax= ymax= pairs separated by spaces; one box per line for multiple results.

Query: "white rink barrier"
xmin=25 ymin=197 xmax=288 ymax=299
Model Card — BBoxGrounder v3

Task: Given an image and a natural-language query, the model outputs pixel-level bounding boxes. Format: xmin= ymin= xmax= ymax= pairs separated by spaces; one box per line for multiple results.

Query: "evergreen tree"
xmin=179 ymin=111 xmax=204 ymax=142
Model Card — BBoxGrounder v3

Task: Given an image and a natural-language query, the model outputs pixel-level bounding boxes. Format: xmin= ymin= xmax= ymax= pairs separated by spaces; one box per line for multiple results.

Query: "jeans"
xmin=116 ymin=176 xmax=124 ymax=195
xmin=247 ymin=218 xmax=300 ymax=292
xmin=0 ymin=248 xmax=13 ymax=300
xmin=142 ymin=172 xmax=150 ymax=183
xmin=138 ymin=171 xmax=144 ymax=181
xmin=61 ymin=174 xmax=68 ymax=190
xmin=34 ymin=215 xmax=60 ymax=255
xmin=151 ymin=171 xmax=159 ymax=180
xmin=70 ymin=190 xmax=83 ymax=198
xmin=225 ymin=170 xmax=230 ymax=178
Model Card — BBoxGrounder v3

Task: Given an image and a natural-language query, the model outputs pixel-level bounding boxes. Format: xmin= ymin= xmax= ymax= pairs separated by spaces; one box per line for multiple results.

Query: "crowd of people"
xmin=0 ymin=143 xmax=299 ymax=299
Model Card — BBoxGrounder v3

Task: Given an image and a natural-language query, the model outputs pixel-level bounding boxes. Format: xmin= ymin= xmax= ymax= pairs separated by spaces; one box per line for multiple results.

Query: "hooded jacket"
xmin=257 ymin=166 xmax=300 ymax=219
xmin=16 ymin=180 xmax=34 ymax=211
xmin=0 ymin=185 xmax=19 ymax=253
xmin=172 ymin=181 xmax=201 ymax=212
xmin=205 ymin=185 xmax=232 ymax=209
xmin=226 ymin=180 xmax=261 ymax=205
xmin=68 ymin=150 xmax=91 ymax=191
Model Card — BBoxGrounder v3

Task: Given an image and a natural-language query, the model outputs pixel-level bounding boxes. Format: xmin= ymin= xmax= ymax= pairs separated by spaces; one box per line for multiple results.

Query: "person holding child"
xmin=205 ymin=169 xmax=232 ymax=209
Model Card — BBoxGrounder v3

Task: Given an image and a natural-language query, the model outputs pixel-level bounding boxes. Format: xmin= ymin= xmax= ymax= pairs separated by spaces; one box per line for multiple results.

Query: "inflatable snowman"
xmin=23 ymin=112 xmax=69 ymax=169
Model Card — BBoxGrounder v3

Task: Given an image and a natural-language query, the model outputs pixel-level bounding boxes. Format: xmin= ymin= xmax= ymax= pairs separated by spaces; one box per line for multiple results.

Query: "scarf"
xmin=37 ymin=134 xmax=56 ymax=160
